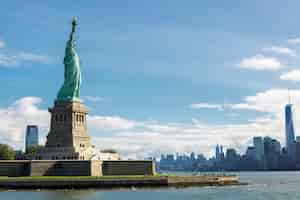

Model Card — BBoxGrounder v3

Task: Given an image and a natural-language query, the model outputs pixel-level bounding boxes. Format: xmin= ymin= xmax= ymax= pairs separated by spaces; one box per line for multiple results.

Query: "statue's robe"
xmin=57 ymin=27 xmax=82 ymax=102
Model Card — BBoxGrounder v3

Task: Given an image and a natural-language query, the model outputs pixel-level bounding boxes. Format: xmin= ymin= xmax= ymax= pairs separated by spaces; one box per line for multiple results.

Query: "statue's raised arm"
xmin=70 ymin=17 xmax=77 ymax=41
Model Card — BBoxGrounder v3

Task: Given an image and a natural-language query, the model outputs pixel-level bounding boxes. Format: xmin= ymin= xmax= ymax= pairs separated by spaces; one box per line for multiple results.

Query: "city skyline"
xmin=158 ymin=134 xmax=300 ymax=171
xmin=3 ymin=1 xmax=300 ymax=158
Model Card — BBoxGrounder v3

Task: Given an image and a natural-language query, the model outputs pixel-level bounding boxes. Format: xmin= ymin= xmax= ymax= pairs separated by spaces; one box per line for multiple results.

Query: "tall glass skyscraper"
xmin=215 ymin=145 xmax=220 ymax=161
xmin=285 ymin=104 xmax=295 ymax=156
xmin=25 ymin=125 xmax=39 ymax=152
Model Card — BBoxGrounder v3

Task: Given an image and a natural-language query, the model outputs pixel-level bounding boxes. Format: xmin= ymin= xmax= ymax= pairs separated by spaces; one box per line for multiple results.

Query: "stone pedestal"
xmin=46 ymin=101 xmax=91 ymax=150
xmin=36 ymin=101 xmax=93 ymax=160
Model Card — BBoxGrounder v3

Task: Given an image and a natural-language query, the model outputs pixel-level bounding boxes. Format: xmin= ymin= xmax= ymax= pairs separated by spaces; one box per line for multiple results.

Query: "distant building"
xmin=215 ymin=145 xmax=220 ymax=161
xmin=224 ymin=148 xmax=240 ymax=170
xmin=25 ymin=125 xmax=39 ymax=152
xmin=159 ymin=153 xmax=200 ymax=171
xmin=264 ymin=137 xmax=281 ymax=170
xmin=285 ymin=104 xmax=295 ymax=156
xmin=295 ymin=141 xmax=300 ymax=168
xmin=253 ymin=136 xmax=264 ymax=161
xmin=220 ymin=145 xmax=225 ymax=160
xmin=197 ymin=154 xmax=206 ymax=162
xmin=245 ymin=146 xmax=256 ymax=160
xmin=190 ymin=152 xmax=196 ymax=161
xmin=226 ymin=148 xmax=239 ymax=161
xmin=273 ymin=139 xmax=281 ymax=153
xmin=264 ymin=137 xmax=281 ymax=154
xmin=166 ymin=154 xmax=175 ymax=161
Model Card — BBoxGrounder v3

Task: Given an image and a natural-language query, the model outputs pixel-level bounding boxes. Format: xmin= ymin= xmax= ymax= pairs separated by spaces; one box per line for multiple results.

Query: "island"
xmin=0 ymin=18 xmax=241 ymax=189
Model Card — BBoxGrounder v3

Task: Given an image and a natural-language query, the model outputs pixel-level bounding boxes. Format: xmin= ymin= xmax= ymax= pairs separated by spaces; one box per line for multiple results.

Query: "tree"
xmin=26 ymin=145 xmax=44 ymax=155
xmin=23 ymin=145 xmax=44 ymax=160
xmin=0 ymin=144 xmax=15 ymax=160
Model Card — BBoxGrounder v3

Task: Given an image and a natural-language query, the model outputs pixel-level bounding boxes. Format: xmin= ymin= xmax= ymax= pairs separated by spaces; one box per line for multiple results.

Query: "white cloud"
xmin=230 ymin=89 xmax=290 ymax=114
xmin=0 ymin=40 xmax=5 ymax=48
xmin=18 ymin=52 xmax=50 ymax=63
xmin=0 ymin=39 xmax=50 ymax=67
xmin=238 ymin=55 xmax=282 ymax=71
xmin=0 ymin=52 xmax=50 ymax=68
xmin=0 ymin=97 xmax=48 ymax=148
xmin=93 ymin=117 xmax=283 ymax=159
xmin=280 ymin=70 xmax=300 ymax=82
xmin=88 ymin=116 xmax=137 ymax=131
xmin=248 ymin=116 xmax=273 ymax=124
xmin=82 ymin=96 xmax=107 ymax=103
xmin=287 ymin=37 xmax=300 ymax=44
xmin=190 ymin=103 xmax=223 ymax=110
xmin=0 ymin=54 xmax=19 ymax=67
xmin=226 ymin=113 xmax=240 ymax=118
xmin=263 ymin=46 xmax=296 ymax=57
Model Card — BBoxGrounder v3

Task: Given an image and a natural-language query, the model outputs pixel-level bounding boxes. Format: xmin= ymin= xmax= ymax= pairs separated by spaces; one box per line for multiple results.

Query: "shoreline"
xmin=0 ymin=175 xmax=241 ymax=189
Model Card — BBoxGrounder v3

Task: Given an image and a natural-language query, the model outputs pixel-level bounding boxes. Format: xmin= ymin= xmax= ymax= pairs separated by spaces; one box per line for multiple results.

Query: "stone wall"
xmin=102 ymin=161 xmax=155 ymax=176
xmin=30 ymin=160 xmax=94 ymax=176
xmin=0 ymin=161 xmax=30 ymax=176
xmin=0 ymin=160 xmax=155 ymax=177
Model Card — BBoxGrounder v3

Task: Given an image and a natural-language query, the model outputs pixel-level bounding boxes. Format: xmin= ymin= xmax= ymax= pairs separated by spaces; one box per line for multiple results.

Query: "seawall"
xmin=0 ymin=176 xmax=240 ymax=189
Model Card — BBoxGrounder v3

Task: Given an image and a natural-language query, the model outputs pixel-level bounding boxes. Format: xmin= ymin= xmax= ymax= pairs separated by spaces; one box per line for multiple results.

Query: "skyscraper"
xmin=25 ymin=125 xmax=39 ymax=152
xmin=215 ymin=145 xmax=220 ymax=161
xmin=245 ymin=146 xmax=256 ymax=160
xmin=215 ymin=144 xmax=224 ymax=161
xmin=285 ymin=104 xmax=295 ymax=156
xmin=253 ymin=136 xmax=264 ymax=161
xmin=220 ymin=145 xmax=225 ymax=160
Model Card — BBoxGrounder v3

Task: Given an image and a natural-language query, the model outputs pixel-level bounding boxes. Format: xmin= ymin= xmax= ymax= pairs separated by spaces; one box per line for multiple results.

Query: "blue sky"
xmin=2 ymin=1 xmax=300 ymax=158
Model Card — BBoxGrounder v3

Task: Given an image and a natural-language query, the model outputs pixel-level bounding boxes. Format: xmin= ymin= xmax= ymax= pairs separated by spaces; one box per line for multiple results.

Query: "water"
xmin=1 ymin=172 xmax=300 ymax=200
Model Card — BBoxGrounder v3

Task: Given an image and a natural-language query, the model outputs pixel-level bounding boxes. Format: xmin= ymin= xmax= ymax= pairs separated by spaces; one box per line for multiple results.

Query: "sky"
xmin=2 ymin=1 xmax=300 ymax=158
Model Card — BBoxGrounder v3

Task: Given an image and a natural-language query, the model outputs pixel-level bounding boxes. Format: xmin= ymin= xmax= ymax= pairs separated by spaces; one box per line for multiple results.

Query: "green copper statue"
xmin=57 ymin=17 xmax=82 ymax=102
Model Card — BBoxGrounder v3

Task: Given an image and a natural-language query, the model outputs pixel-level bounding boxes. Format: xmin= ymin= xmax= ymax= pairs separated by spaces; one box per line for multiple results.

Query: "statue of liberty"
xmin=57 ymin=17 xmax=82 ymax=102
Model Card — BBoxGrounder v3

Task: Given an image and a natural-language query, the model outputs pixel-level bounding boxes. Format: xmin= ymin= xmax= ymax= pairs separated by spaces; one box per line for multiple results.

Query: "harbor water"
xmin=1 ymin=171 xmax=300 ymax=200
